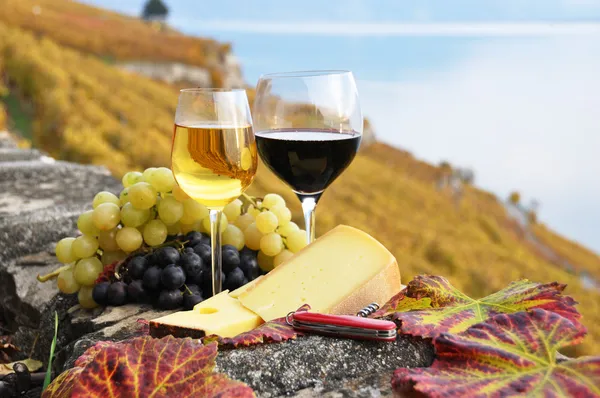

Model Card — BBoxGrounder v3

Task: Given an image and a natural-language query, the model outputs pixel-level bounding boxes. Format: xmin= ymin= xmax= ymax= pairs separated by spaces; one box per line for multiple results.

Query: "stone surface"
xmin=0 ymin=139 xmax=120 ymax=331
xmin=216 ymin=334 xmax=432 ymax=397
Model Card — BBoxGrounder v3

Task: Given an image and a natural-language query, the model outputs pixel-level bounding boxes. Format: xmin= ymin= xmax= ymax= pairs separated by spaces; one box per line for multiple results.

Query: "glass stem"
xmin=299 ymin=195 xmax=318 ymax=243
xmin=209 ymin=209 xmax=223 ymax=296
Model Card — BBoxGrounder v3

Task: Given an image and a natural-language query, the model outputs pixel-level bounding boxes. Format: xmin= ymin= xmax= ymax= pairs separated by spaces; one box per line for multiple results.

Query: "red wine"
xmin=256 ymin=129 xmax=361 ymax=194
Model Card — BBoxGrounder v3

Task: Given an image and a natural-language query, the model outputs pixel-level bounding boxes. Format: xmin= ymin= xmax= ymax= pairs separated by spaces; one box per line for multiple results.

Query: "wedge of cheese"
xmin=238 ymin=225 xmax=401 ymax=321
xmin=149 ymin=291 xmax=263 ymax=338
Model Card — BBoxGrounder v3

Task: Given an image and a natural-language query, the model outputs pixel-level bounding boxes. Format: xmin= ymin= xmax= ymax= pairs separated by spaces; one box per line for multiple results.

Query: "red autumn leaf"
xmin=43 ymin=336 xmax=254 ymax=398
xmin=377 ymin=275 xmax=579 ymax=338
xmin=393 ymin=309 xmax=600 ymax=397
xmin=203 ymin=304 xmax=309 ymax=347
xmin=94 ymin=259 xmax=122 ymax=284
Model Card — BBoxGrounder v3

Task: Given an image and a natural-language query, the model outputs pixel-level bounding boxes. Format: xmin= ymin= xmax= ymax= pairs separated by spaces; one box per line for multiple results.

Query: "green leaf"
xmin=43 ymin=311 xmax=58 ymax=391
xmin=393 ymin=309 xmax=600 ymax=397
xmin=378 ymin=275 xmax=580 ymax=337
xmin=42 ymin=336 xmax=254 ymax=398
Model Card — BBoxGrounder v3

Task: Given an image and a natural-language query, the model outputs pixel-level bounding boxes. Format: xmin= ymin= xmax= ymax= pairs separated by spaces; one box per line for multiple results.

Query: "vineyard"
xmin=1 ymin=0 xmax=600 ymax=356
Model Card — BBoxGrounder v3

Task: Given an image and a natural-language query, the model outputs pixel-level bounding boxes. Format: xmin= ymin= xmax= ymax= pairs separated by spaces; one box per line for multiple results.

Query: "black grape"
xmin=161 ymin=265 xmax=186 ymax=290
xmin=185 ymin=284 xmax=202 ymax=295
xmin=143 ymin=266 xmax=162 ymax=290
xmin=107 ymin=281 xmax=128 ymax=306
xmin=192 ymin=243 xmax=211 ymax=265
xmin=13 ymin=362 xmax=31 ymax=395
xmin=239 ymin=252 xmax=260 ymax=280
xmin=224 ymin=268 xmax=246 ymax=290
xmin=183 ymin=294 xmax=204 ymax=310
xmin=179 ymin=252 xmax=203 ymax=280
xmin=127 ymin=280 xmax=150 ymax=303
xmin=92 ymin=282 xmax=110 ymax=306
xmin=127 ymin=256 xmax=148 ymax=280
xmin=222 ymin=245 xmax=240 ymax=273
xmin=156 ymin=246 xmax=180 ymax=266
xmin=157 ymin=289 xmax=183 ymax=309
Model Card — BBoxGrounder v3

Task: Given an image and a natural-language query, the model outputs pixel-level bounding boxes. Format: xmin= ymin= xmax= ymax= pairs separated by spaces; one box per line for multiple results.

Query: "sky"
xmin=81 ymin=0 xmax=600 ymax=252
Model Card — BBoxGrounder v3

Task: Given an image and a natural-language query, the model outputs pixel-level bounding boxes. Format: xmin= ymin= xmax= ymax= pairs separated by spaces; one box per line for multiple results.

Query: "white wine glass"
xmin=171 ymin=88 xmax=257 ymax=295
xmin=253 ymin=70 xmax=362 ymax=242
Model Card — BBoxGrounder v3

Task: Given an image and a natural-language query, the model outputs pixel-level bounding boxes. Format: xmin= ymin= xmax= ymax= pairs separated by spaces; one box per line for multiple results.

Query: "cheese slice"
xmin=238 ymin=225 xmax=401 ymax=321
xmin=149 ymin=291 xmax=263 ymax=338
xmin=229 ymin=275 xmax=263 ymax=298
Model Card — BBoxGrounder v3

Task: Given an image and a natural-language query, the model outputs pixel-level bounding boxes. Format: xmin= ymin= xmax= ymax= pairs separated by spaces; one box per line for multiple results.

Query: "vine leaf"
xmin=42 ymin=336 xmax=254 ymax=398
xmin=393 ymin=309 xmax=600 ymax=397
xmin=376 ymin=275 xmax=580 ymax=337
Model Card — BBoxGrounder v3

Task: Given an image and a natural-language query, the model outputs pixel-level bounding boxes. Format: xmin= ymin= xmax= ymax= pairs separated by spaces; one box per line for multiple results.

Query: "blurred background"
xmin=1 ymin=0 xmax=599 ymax=354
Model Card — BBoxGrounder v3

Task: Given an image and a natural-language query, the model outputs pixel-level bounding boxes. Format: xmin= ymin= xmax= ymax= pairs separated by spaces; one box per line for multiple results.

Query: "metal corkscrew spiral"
xmin=356 ymin=303 xmax=380 ymax=317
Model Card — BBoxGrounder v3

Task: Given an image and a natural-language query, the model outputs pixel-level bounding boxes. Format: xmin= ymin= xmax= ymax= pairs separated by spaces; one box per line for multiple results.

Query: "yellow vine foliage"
xmin=1 ymin=8 xmax=599 ymax=356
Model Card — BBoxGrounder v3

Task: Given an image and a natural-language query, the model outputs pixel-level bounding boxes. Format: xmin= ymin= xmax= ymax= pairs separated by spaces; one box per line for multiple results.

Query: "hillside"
xmin=1 ymin=1 xmax=599 ymax=356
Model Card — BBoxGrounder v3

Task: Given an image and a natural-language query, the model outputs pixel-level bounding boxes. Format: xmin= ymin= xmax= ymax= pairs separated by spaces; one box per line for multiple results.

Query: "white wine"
xmin=171 ymin=124 xmax=257 ymax=209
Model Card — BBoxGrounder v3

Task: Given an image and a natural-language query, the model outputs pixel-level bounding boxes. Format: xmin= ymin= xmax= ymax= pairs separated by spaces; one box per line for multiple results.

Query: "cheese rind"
xmin=149 ymin=291 xmax=263 ymax=338
xmin=238 ymin=225 xmax=401 ymax=321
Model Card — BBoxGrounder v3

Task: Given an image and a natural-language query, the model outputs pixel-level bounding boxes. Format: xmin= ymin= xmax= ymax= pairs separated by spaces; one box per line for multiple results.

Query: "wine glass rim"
xmin=179 ymin=87 xmax=246 ymax=93
xmin=259 ymin=70 xmax=352 ymax=79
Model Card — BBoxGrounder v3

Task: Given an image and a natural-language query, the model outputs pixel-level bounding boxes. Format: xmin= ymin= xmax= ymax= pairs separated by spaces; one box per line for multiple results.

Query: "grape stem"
xmin=183 ymin=284 xmax=193 ymax=295
xmin=36 ymin=264 xmax=71 ymax=283
xmin=241 ymin=193 xmax=260 ymax=208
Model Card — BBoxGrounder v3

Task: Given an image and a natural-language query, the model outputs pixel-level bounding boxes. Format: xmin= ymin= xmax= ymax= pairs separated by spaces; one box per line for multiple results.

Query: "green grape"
xmin=166 ymin=222 xmax=181 ymax=236
xmin=222 ymin=224 xmax=245 ymax=250
xmin=262 ymin=193 xmax=285 ymax=210
xmin=257 ymin=250 xmax=274 ymax=272
xmin=287 ymin=230 xmax=308 ymax=253
xmin=116 ymin=227 xmax=143 ymax=252
xmin=223 ymin=199 xmax=243 ymax=222
xmin=77 ymin=210 xmax=100 ymax=236
xmin=235 ymin=213 xmax=255 ymax=231
xmin=57 ymin=266 xmax=80 ymax=294
xmin=72 ymin=235 xmax=100 ymax=258
xmin=180 ymin=199 xmax=209 ymax=224
xmin=92 ymin=203 xmax=121 ymax=231
xmin=101 ymin=250 xmax=127 ymax=265
xmin=92 ymin=191 xmax=120 ymax=209
xmin=247 ymin=204 xmax=261 ymax=218
xmin=55 ymin=237 xmax=77 ymax=264
xmin=172 ymin=184 xmax=190 ymax=202
xmin=260 ymin=232 xmax=284 ymax=256
xmin=122 ymin=171 xmax=143 ymax=188
xmin=244 ymin=223 xmax=263 ymax=251
xmin=78 ymin=286 xmax=98 ymax=309
xmin=202 ymin=213 xmax=228 ymax=233
xmin=129 ymin=182 xmax=157 ymax=210
xmin=256 ymin=211 xmax=278 ymax=234
xmin=180 ymin=221 xmax=202 ymax=235
xmin=149 ymin=167 xmax=176 ymax=193
xmin=274 ymin=249 xmax=294 ymax=268
xmin=98 ymin=228 xmax=120 ymax=251
xmin=120 ymin=202 xmax=150 ymax=228
xmin=74 ymin=257 xmax=104 ymax=286
xmin=278 ymin=221 xmax=299 ymax=237
xmin=271 ymin=205 xmax=292 ymax=226
xmin=158 ymin=196 xmax=184 ymax=225
xmin=143 ymin=219 xmax=168 ymax=246
xmin=142 ymin=167 xmax=157 ymax=182
xmin=119 ymin=188 xmax=130 ymax=206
